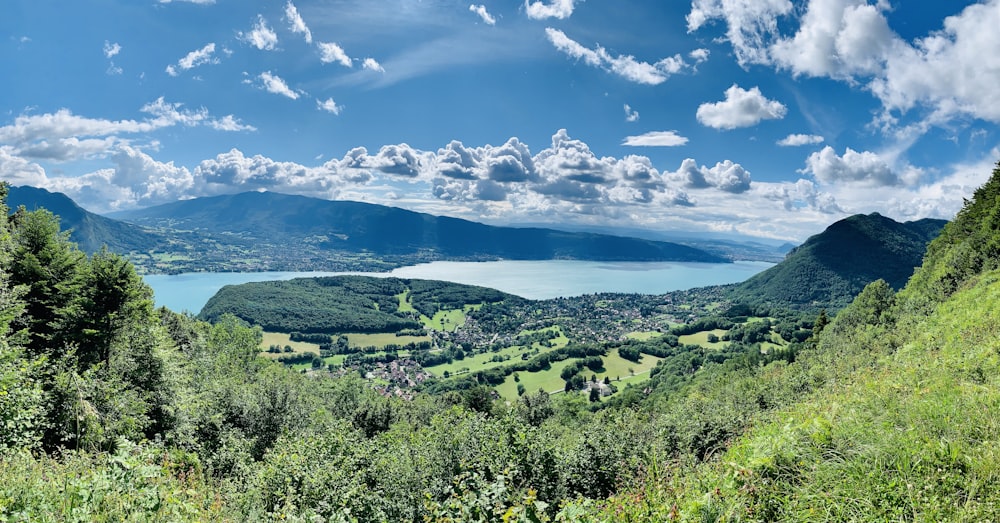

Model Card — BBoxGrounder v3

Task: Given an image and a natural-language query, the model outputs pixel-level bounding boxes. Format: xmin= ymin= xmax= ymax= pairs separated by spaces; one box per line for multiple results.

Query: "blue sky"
xmin=2 ymin=0 xmax=999 ymax=240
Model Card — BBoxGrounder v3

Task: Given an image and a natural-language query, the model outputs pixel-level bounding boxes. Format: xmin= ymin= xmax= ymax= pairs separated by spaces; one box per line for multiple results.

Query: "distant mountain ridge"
xmin=730 ymin=212 xmax=947 ymax=310
xmin=6 ymin=186 xmax=729 ymax=271
xmin=7 ymin=185 xmax=169 ymax=253
xmin=111 ymin=191 xmax=729 ymax=264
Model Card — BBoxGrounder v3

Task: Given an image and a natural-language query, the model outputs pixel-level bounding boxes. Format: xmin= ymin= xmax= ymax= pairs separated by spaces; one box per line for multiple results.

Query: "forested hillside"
xmin=7 ymin=185 xmax=169 ymax=254
xmin=730 ymin=212 xmax=945 ymax=310
xmin=199 ymin=275 xmax=519 ymax=333
xmin=2 ymin=162 xmax=999 ymax=522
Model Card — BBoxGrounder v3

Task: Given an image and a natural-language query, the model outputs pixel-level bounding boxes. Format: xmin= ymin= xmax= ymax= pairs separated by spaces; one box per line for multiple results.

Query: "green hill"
xmin=731 ymin=212 xmax=946 ymax=310
xmin=199 ymin=275 xmax=521 ymax=334
xmin=112 ymin=190 xmax=728 ymax=263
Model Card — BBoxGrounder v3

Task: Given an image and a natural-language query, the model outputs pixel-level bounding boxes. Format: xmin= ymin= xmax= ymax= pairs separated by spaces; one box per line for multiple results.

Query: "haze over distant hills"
xmin=8 ymin=186 xmax=729 ymax=272
xmin=731 ymin=212 xmax=947 ymax=310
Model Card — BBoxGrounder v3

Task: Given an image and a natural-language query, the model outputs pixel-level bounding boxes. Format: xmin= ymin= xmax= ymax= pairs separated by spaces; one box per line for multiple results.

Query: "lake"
xmin=143 ymin=259 xmax=774 ymax=314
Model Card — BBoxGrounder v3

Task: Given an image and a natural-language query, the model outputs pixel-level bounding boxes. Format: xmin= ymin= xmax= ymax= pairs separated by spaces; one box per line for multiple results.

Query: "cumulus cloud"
xmin=284 ymin=1 xmax=312 ymax=43
xmin=318 ymin=42 xmax=352 ymax=67
xmin=777 ymin=133 xmax=824 ymax=146
xmin=257 ymin=71 xmax=300 ymax=99
xmin=872 ymin=0 xmax=1000 ymax=123
xmin=622 ymin=131 xmax=688 ymax=147
xmin=545 ymin=28 xmax=692 ymax=85
xmin=804 ymin=145 xmax=899 ymax=186
xmin=769 ymin=0 xmax=896 ymax=78
xmin=470 ymin=4 xmax=496 ymax=25
xmin=0 ymin=146 xmax=48 ymax=186
xmin=317 ymin=98 xmax=342 ymax=115
xmin=624 ymin=104 xmax=639 ymax=122
xmin=362 ymin=58 xmax=384 ymax=72
xmin=239 ymin=15 xmax=278 ymax=51
xmin=482 ymin=137 xmax=536 ymax=182
xmin=696 ymin=84 xmax=787 ymax=129
xmin=165 ymin=42 xmax=218 ymax=76
xmin=525 ymin=0 xmax=578 ymax=20
xmin=671 ymin=158 xmax=752 ymax=193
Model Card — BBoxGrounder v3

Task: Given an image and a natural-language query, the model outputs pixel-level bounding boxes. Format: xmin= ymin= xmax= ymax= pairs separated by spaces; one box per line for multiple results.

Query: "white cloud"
xmin=696 ymin=84 xmax=787 ymax=129
xmin=525 ymin=0 xmax=578 ymax=20
xmin=257 ymin=72 xmax=300 ymax=99
xmin=165 ymin=42 xmax=218 ymax=77
xmin=545 ymin=28 xmax=691 ymax=85
xmin=671 ymin=158 xmax=752 ymax=193
xmin=284 ymin=1 xmax=312 ymax=43
xmin=687 ymin=0 xmax=1000 ymax=135
xmin=207 ymin=115 xmax=256 ymax=132
xmin=686 ymin=0 xmax=793 ymax=66
xmin=769 ymin=0 xmax=896 ymax=79
xmin=872 ymin=0 xmax=1000 ymax=123
xmin=239 ymin=15 xmax=278 ymax=51
xmin=103 ymin=41 xmax=123 ymax=75
xmin=318 ymin=42 xmax=352 ymax=67
xmin=0 ymin=100 xmax=248 ymax=161
xmin=102 ymin=41 xmax=121 ymax=59
xmin=624 ymin=104 xmax=639 ymax=122
xmin=362 ymin=58 xmax=384 ymax=72
xmin=689 ymin=48 xmax=710 ymax=63
xmin=0 ymin=146 xmax=48 ymax=186
xmin=804 ymin=145 xmax=899 ymax=186
xmin=317 ymin=98 xmax=342 ymax=115
xmin=622 ymin=131 xmax=688 ymax=147
xmin=777 ymin=133 xmax=824 ymax=146
xmin=470 ymin=4 xmax=496 ymax=25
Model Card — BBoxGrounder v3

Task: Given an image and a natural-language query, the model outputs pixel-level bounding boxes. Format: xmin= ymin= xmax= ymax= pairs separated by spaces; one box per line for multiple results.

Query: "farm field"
xmin=425 ymin=344 xmax=535 ymax=377
xmin=495 ymin=348 xmax=662 ymax=400
xmin=678 ymin=329 xmax=728 ymax=349
xmin=260 ymin=332 xmax=322 ymax=357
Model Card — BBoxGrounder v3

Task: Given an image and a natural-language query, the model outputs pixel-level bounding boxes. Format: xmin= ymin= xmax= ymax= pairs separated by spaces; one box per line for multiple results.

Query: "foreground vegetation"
xmin=3 ymin=162 xmax=1000 ymax=521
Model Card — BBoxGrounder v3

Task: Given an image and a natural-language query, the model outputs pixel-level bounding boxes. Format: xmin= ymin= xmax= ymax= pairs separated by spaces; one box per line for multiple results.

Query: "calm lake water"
xmin=143 ymin=260 xmax=774 ymax=314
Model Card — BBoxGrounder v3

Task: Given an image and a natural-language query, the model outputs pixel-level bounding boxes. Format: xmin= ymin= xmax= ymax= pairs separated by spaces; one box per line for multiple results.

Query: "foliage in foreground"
xmin=5 ymin=163 xmax=1000 ymax=521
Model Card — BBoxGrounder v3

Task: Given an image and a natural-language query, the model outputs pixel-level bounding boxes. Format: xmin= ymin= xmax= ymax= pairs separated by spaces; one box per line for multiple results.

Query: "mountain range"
xmin=7 ymin=186 xmax=728 ymax=272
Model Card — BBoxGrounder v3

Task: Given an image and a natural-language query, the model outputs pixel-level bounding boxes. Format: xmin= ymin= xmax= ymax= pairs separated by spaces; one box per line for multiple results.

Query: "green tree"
xmin=8 ymin=208 xmax=85 ymax=358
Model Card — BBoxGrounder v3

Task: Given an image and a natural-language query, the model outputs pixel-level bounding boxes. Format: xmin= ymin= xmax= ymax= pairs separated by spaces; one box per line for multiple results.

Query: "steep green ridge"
xmin=7 ymin=185 xmax=168 ymax=253
xmin=199 ymin=275 xmax=519 ymax=333
xmin=112 ymin=190 xmax=728 ymax=263
xmin=731 ymin=212 xmax=945 ymax=310
xmin=578 ymin=163 xmax=1000 ymax=520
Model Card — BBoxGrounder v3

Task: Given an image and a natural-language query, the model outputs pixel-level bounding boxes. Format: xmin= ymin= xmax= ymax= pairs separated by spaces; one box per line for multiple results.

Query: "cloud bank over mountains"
xmin=2 ymin=98 xmax=991 ymax=240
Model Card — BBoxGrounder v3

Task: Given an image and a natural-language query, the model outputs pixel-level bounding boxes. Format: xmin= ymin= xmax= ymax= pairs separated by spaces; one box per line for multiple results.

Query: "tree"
xmin=64 ymin=249 xmax=156 ymax=369
xmin=8 ymin=207 xmax=85 ymax=358
xmin=589 ymin=386 xmax=601 ymax=402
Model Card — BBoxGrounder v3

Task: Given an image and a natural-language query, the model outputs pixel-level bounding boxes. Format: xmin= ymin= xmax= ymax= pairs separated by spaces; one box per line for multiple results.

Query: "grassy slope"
xmin=582 ymin=169 xmax=1000 ymax=521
